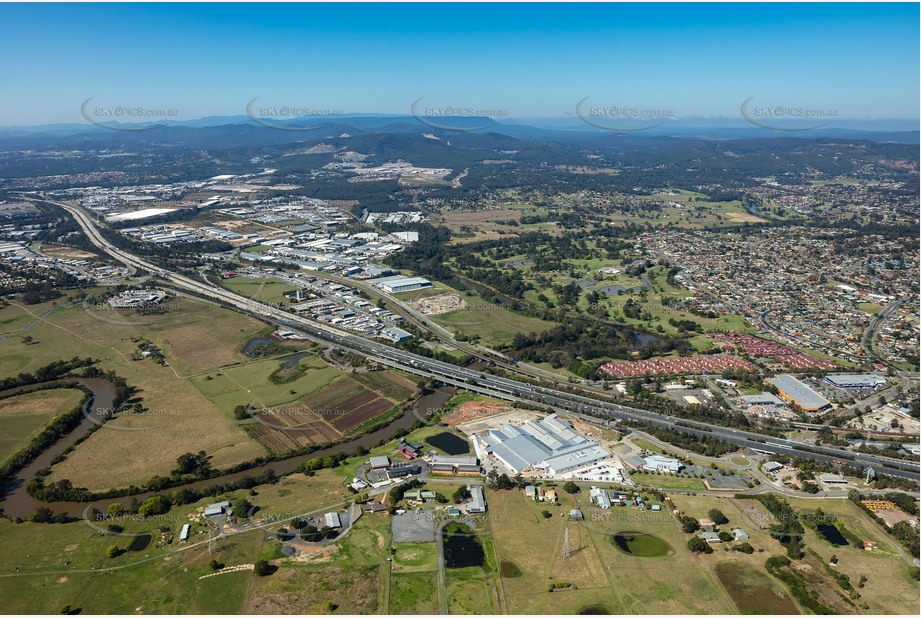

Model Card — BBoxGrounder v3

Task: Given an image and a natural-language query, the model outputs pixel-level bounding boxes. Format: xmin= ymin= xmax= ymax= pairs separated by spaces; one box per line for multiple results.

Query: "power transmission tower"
xmin=561 ymin=528 xmax=571 ymax=560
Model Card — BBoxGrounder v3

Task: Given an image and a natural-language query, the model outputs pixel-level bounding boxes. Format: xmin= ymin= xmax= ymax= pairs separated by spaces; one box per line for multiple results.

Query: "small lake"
xmin=816 ymin=524 xmax=849 ymax=546
xmin=443 ymin=523 xmax=485 ymax=568
xmin=242 ymin=337 xmax=274 ymax=356
xmin=127 ymin=533 xmax=151 ymax=552
xmin=611 ymin=532 xmax=673 ymax=557
xmin=425 ymin=432 xmax=470 ymax=455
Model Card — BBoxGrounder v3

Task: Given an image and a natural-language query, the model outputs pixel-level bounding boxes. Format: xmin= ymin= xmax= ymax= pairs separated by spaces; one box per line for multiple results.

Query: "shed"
xmin=203 ymin=501 xmax=230 ymax=518
xmin=700 ymin=531 xmax=722 ymax=544
xmin=732 ymin=528 xmax=749 ymax=541
xmin=324 ymin=512 xmax=342 ymax=529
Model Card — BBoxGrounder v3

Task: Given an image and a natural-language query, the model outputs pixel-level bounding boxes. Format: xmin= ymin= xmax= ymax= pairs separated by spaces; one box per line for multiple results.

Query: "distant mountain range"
xmin=0 ymin=114 xmax=917 ymax=145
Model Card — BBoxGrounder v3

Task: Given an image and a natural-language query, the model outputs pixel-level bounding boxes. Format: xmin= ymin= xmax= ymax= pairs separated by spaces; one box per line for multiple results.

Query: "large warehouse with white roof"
xmin=474 ymin=414 xmax=610 ymax=475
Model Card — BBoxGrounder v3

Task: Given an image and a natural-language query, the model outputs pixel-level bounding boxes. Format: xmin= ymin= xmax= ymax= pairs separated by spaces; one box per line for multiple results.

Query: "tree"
xmin=735 ymin=542 xmax=755 ymax=554
xmin=687 ymin=537 xmax=713 ymax=554
xmin=563 ymin=481 xmax=580 ymax=494
xmin=452 ymin=486 xmax=471 ymax=504
xmin=680 ymin=516 xmax=700 ymax=534
xmin=106 ymin=545 xmax=122 ymax=559
xmin=138 ymin=495 xmax=170 ymax=518
xmin=541 ymin=510 xmax=553 ymax=519
xmin=718 ymin=531 xmax=733 ymax=543
xmin=254 ymin=559 xmax=272 ymax=576
xmin=708 ymin=509 xmax=729 ymax=526
xmin=107 ymin=503 xmax=125 ymax=516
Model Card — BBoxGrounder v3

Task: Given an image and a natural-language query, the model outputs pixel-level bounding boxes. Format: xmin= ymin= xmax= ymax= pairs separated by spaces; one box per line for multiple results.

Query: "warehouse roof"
xmin=767 ymin=375 xmax=831 ymax=411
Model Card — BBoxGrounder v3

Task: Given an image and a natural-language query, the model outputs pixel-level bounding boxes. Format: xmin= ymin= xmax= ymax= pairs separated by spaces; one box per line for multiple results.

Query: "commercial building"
xmin=740 ymin=393 xmax=786 ymax=407
xmin=766 ymin=375 xmax=831 ymax=411
xmin=638 ymin=455 xmax=683 ymax=474
xmin=476 ymin=414 xmax=610 ymax=475
xmin=818 ymin=473 xmax=848 ymax=485
xmin=380 ymin=326 xmax=413 ymax=344
xmin=824 ymin=374 xmax=888 ymax=388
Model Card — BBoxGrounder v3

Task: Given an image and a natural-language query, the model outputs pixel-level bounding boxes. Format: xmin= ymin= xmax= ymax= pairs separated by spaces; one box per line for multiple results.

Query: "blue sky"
xmin=0 ymin=2 xmax=918 ymax=125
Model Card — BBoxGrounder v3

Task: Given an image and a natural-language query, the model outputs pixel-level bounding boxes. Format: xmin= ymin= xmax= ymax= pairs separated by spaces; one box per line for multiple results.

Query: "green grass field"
xmin=628 ymin=472 xmax=708 ymax=491
xmin=669 ymin=494 xmax=920 ymax=615
xmin=486 ymin=488 xmax=736 ymax=614
xmin=0 ymin=388 xmax=85 ymax=466
xmin=221 ymin=277 xmax=297 ymax=305
xmin=0 ymin=293 xmax=270 ymax=491
xmin=423 ymin=287 xmax=558 ymax=347
xmin=389 ymin=571 xmax=439 ymax=614
xmin=191 ymin=354 xmax=344 ymax=413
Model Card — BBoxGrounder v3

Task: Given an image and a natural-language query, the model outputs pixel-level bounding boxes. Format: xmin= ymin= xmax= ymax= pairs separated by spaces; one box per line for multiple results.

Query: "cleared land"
xmin=430 ymin=290 xmax=559 ymax=346
xmin=0 ymin=293 xmax=268 ymax=490
xmin=241 ymin=370 xmax=414 ymax=453
xmin=221 ymin=277 xmax=297 ymax=305
xmin=487 ymin=487 xmax=735 ymax=614
xmin=0 ymin=388 xmax=85 ymax=466
xmin=389 ymin=572 xmax=439 ymax=614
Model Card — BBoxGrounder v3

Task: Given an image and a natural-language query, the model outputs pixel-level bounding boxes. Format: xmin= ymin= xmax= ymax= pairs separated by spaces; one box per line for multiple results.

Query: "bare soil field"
xmin=407 ymin=292 xmax=468 ymax=315
xmin=39 ymin=244 xmax=99 ymax=259
xmin=332 ymin=396 xmax=394 ymax=432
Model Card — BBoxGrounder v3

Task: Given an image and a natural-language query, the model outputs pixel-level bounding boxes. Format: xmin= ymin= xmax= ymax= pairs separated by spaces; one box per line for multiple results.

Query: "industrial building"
xmin=370 ymin=275 xmax=433 ymax=294
xmin=430 ymin=454 xmax=481 ymax=475
xmin=766 ymin=374 xmax=831 ymax=411
xmin=824 ymin=374 xmax=888 ymax=388
xmin=369 ymin=455 xmax=391 ymax=470
xmin=475 ymin=414 xmax=610 ymax=475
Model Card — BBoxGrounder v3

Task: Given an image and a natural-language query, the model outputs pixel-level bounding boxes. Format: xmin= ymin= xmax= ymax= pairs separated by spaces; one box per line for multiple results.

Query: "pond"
xmin=127 ymin=533 xmax=151 ymax=552
xmin=610 ymin=532 xmax=673 ymax=557
xmin=815 ymin=523 xmax=849 ymax=546
xmin=425 ymin=432 xmax=470 ymax=455
xmin=443 ymin=523 xmax=485 ymax=568
xmin=577 ymin=605 xmax=611 ymax=615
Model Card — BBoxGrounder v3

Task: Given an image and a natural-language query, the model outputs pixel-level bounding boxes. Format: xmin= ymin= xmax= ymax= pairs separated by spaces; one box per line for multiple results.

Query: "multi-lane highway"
xmin=46 ymin=198 xmax=920 ymax=481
